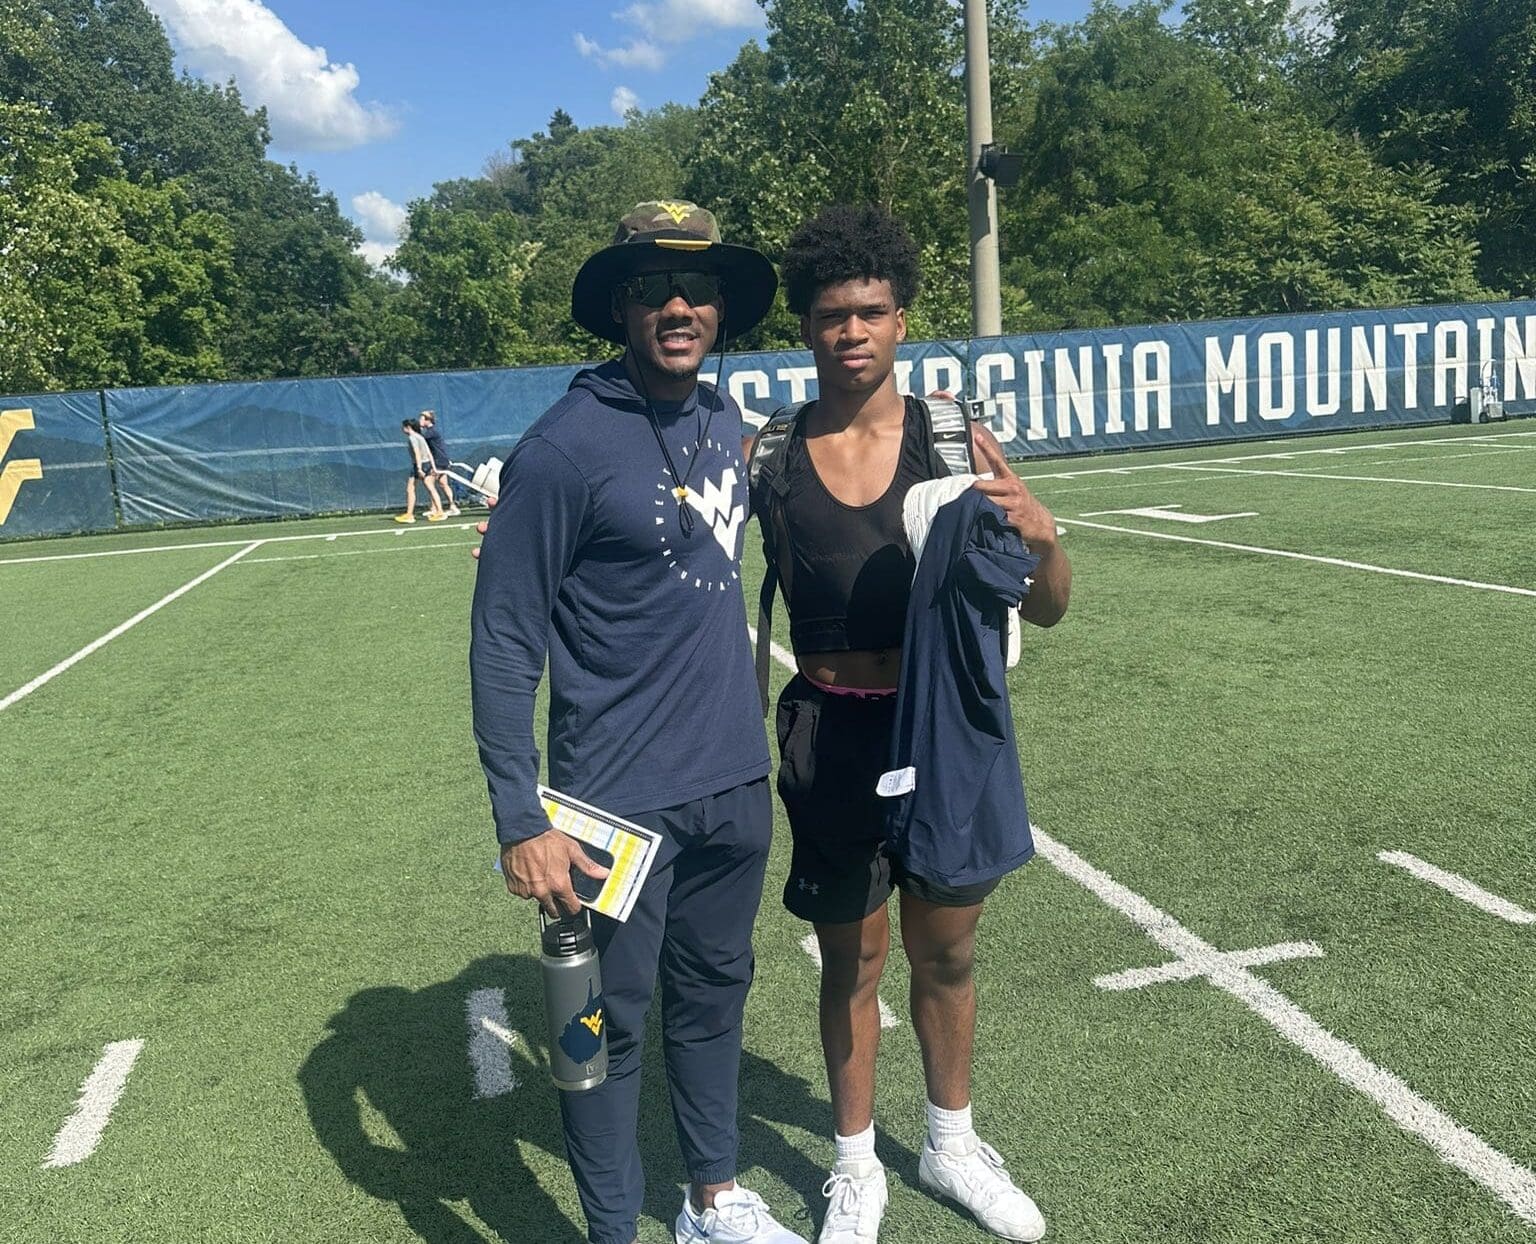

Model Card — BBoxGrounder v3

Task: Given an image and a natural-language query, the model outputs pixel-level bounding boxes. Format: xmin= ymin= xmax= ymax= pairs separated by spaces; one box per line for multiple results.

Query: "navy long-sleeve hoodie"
xmin=470 ymin=360 xmax=769 ymax=844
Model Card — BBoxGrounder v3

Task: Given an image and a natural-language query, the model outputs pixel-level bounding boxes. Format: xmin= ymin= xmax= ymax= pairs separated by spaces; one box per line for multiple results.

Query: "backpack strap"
xmin=746 ymin=404 xmax=806 ymax=714
xmin=920 ymin=396 xmax=978 ymax=477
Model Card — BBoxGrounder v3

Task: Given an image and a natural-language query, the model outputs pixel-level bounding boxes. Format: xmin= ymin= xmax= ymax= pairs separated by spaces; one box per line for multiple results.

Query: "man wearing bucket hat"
xmin=471 ymin=202 xmax=805 ymax=1244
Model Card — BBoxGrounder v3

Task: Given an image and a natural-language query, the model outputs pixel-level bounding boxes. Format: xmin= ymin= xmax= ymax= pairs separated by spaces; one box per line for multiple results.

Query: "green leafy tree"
xmin=1002 ymin=1 xmax=1489 ymax=327
xmin=1321 ymin=0 xmax=1536 ymax=293
xmin=389 ymin=202 xmax=553 ymax=370
xmin=689 ymin=0 xmax=1011 ymax=341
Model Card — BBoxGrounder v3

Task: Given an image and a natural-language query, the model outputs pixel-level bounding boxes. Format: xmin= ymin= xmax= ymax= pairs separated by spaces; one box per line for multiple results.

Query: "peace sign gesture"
xmin=969 ymin=424 xmax=1058 ymax=548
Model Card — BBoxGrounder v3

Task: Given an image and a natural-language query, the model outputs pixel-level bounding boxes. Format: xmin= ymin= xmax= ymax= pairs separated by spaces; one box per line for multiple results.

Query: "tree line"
xmin=2 ymin=0 xmax=1531 ymax=394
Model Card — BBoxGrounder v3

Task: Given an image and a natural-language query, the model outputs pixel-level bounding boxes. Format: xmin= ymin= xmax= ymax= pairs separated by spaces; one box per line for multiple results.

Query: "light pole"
xmin=965 ymin=0 xmax=1002 ymax=338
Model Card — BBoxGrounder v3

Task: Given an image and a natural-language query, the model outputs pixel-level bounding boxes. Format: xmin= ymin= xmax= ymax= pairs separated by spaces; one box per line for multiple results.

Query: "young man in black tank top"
xmin=768 ymin=207 xmax=1071 ymax=1244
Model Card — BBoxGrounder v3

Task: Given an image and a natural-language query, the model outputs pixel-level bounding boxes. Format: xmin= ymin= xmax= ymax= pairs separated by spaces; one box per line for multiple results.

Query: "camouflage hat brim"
xmin=571 ymin=200 xmax=778 ymax=345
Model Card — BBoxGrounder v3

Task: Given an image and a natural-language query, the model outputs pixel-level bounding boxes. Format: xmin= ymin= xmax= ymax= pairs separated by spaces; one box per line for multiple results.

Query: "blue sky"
xmin=142 ymin=0 xmax=1094 ymax=268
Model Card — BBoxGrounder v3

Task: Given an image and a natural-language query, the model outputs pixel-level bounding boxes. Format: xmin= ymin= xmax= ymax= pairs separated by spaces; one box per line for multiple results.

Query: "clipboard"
xmin=534 ymin=785 xmax=662 ymax=924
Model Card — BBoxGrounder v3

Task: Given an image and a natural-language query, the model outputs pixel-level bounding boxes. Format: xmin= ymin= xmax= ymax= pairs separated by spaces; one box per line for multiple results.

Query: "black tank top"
xmin=780 ymin=396 xmax=938 ymax=654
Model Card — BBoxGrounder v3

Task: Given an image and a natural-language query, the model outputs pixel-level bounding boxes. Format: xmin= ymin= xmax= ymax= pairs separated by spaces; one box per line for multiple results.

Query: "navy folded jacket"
xmin=883 ymin=488 xmax=1041 ymax=887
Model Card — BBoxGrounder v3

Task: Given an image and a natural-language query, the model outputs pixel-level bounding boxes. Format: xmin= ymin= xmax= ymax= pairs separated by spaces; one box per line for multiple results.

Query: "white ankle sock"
xmin=834 ymin=1121 xmax=877 ymax=1166
xmin=926 ymin=1100 xmax=974 ymax=1147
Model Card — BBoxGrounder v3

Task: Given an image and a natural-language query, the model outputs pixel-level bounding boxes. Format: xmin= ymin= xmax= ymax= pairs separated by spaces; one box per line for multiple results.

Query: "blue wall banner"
xmin=5 ymin=297 xmax=1531 ymax=536
xmin=0 ymin=390 xmax=115 ymax=539
xmin=104 ymin=365 xmax=577 ymax=525
xmin=707 ymin=299 xmax=1536 ymax=457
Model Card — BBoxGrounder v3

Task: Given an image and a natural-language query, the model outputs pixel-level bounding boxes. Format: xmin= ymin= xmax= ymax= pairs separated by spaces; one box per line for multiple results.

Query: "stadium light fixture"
xmin=978 ymin=143 xmax=1024 ymax=189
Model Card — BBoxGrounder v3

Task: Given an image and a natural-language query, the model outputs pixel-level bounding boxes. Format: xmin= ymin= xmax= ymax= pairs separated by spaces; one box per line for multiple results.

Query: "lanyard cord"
xmin=622 ymin=310 xmax=729 ymax=538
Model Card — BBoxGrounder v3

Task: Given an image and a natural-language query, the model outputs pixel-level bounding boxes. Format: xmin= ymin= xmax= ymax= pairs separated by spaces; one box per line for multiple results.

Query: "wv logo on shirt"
xmin=558 ymin=982 xmax=605 ymax=1064
xmin=683 ymin=466 xmax=746 ymax=559
xmin=654 ymin=437 xmax=747 ymax=592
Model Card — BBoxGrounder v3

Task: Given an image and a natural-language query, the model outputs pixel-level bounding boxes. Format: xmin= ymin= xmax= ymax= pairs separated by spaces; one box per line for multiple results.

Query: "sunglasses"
xmin=620 ymin=271 xmax=722 ymax=309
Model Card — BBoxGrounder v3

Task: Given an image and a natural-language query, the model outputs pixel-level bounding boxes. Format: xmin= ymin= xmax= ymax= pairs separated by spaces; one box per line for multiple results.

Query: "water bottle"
xmin=540 ymin=908 xmax=608 ymax=1091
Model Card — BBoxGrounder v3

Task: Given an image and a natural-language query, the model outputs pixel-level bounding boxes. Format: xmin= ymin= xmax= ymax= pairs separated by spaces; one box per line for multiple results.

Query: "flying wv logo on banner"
xmin=0 ymin=409 xmax=43 ymax=526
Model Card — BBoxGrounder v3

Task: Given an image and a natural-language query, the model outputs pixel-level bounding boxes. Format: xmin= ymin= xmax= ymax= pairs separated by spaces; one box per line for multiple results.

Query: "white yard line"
xmin=466 ymin=988 xmax=521 ymax=1098
xmin=1034 ymin=828 xmax=1536 ymax=1227
xmin=44 ymin=1040 xmax=144 ymax=1169
xmin=1167 ymin=462 xmax=1536 ymax=495
xmin=1350 ymin=448 xmax=1535 ymax=467
xmin=242 ymin=540 xmax=476 ymax=564
xmin=1023 ymin=431 xmax=1536 ymax=482
xmin=0 ymin=541 xmax=261 ymax=714
xmin=753 ymin=625 xmax=1536 ymax=1223
xmin=1094 ymin=940 xmax=1324 ymax=992
xmin=1377 ymin=852 xmax=1536 ymax=926
xmin=1058 ymin=519 xmax=1536 ymax=599
xmin=800 ymin=933 xmax=901 ymax=1029
xmin=0 ymin=521 xmax=479 ymax=567
xmin=746 ymin=624 xmax=799 ymax=673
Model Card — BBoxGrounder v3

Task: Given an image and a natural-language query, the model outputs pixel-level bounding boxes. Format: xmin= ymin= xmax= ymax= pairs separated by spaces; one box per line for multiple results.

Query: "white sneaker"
xmin=817 ymin=1158 xmax=887 ymax=1243
xmin=918 ymin=1134 xmax=1045 ymax=1241
xmin=675 ymin=1184 xmax=808 ymax=1244
xmin=445 ymin=505 xmax=461 ymax=516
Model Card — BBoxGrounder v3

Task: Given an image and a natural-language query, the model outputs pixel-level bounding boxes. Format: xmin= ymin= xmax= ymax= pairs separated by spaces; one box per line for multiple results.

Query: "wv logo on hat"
xmin=558 ymin=982 xmax=606 ymax=1064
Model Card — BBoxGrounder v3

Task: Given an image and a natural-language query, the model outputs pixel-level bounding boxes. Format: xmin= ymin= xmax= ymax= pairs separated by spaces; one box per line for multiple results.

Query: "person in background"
xmin=418 ymin=409 xmax=461 ymax=516
xmin=397 ymin=417 xmax=448 ymax=523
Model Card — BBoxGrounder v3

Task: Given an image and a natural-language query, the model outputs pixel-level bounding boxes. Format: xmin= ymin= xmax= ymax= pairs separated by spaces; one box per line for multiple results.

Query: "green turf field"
xmin=2 ymin=421 xmax=1533 ymax=1243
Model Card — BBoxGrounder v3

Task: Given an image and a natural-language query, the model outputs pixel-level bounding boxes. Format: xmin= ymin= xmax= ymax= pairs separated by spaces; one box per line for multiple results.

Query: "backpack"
xmin=745 ymin=396 xmax=976 ymax=713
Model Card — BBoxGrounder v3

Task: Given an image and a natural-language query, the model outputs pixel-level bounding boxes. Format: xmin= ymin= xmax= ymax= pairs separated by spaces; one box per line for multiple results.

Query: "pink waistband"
xmin=804 ymin=672 xmax=897 ymax=699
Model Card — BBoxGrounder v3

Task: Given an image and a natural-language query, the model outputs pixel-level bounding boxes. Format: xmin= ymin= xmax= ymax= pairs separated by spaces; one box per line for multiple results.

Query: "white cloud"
xmin=351 ymin=191 xmax=406 ymax=269
xmin=618 ymin=0 xmax=762 ymax=43
xmin=574 ymin=32 xmax=665 ymax=71
xmin=353 ymin=190 xmax=407 ymax=241
xmin=145 ymin=0 xmax=397 ymax=151
xmin=610 ymin=86 xmax=641 ymax=117
xmin=356 ymin=240 xmax=397 ymax=269
xmin=574 ymin=0 xmax=761 ymax=71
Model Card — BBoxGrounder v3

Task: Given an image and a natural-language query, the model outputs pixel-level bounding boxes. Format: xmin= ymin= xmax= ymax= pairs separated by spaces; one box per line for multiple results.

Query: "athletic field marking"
xmin=1350 ymin=447 xmax=1536 ymax=467
xmin=1023 ymin=430 xmax=1536 ymax=482
xmin=242 ymin=540 xmax=476 ymax=564
xmin=1168 ymin=462 xmax=1536 ymax=495
xmin=1377 ymin=852 xmax=1536 ymax=925
xmin=1078 ymin=503 xmax=1258 ymax=524
xmin=0 ymin=521 xmax=479 ymax=567
xmin=1059 ymin=519 xmax=1536 ymax=599
xmin=799 ymin=933 xmax=901 ymax=1030
xmin=753 ymin=632 xmax=1536 ymax=1221
xmin=1094 ymin=940 xmax=1324 ymax=991
xmin=466 ymin=988 xmax=520 ymax=1099
xmin=1034 ymin=827 xmax=1536 ymax=1226
xmin=44 ymin=1039 xmax=144 ymax=1169
xmin=746 ymin=624 xmax=798 ymax=673
xmin=0 ymin=541 xmax=261 ymax=714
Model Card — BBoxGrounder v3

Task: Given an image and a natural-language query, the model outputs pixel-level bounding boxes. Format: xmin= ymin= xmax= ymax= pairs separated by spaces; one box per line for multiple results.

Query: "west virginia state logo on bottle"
xmin=558 ymin=981 xmax=605 ymax=1064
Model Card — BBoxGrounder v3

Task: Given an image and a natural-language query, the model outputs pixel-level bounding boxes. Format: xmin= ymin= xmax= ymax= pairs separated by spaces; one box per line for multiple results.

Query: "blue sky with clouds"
xmin=142 ymin=0 xmax=1093 ymax=269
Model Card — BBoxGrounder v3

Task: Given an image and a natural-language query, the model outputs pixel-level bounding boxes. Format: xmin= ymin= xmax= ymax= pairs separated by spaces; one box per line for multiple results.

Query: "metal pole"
xmin=965 ymin=0 xmax=1002 ymax=338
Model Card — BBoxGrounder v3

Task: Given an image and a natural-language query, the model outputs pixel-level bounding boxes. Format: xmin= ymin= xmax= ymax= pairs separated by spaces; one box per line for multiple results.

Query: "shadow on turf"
xmin=300 ymin=955 xmax=896 ymax=1242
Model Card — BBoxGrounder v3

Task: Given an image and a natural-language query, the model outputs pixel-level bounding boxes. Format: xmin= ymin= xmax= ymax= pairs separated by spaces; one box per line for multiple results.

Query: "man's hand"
xmin=500 ymin=829 xmax=611 ymax=919
xmin=470 ymin=493 xmax=497 ymax=560
xmin=969 ymin=425 xmax=1057 ymax=547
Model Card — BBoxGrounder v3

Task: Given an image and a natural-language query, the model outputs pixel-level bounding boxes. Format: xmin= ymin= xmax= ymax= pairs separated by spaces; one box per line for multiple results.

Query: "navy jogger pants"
xmin=558 ymin=777 xmax=772 ymax=1244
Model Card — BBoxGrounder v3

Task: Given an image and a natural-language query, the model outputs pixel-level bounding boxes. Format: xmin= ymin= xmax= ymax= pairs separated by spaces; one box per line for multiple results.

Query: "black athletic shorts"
xmin=775 ymin=672 xmax=999 ymax=924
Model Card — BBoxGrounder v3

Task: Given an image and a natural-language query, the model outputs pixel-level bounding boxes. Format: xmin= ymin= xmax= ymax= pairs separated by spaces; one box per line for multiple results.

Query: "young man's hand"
xmin=969 ymin=424 xmax=1058 ymax=548
xmin=500 ymin=829 xmax=611 ymax=919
